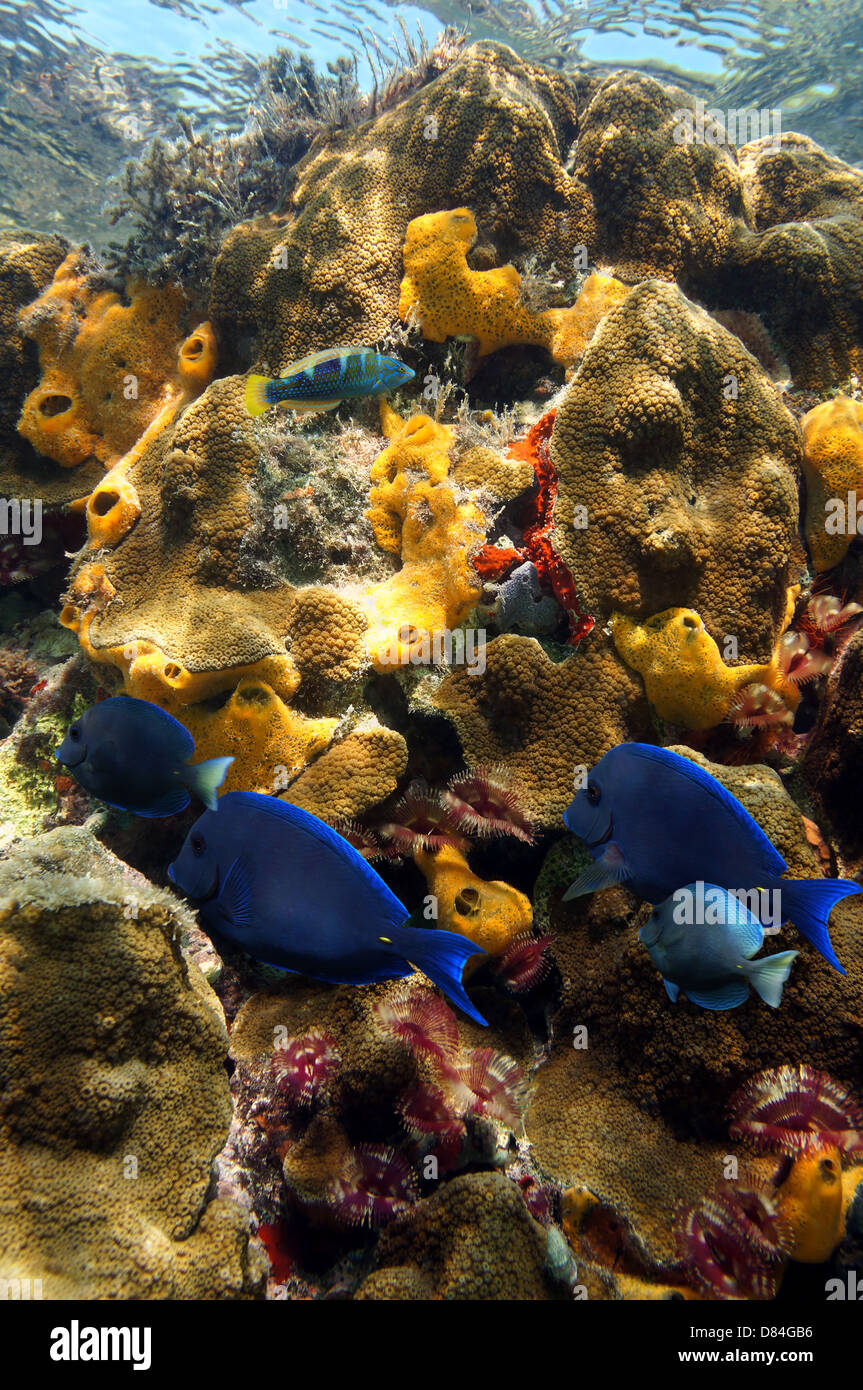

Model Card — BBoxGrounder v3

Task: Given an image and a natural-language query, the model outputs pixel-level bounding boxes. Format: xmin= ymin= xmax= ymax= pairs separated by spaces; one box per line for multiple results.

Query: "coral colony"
xmin=3 ymin=0 xmax=863 ymax=1313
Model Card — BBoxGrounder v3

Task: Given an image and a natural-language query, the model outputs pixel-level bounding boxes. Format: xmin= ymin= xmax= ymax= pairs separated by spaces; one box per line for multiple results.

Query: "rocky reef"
xmin=2 ymin=35 xmax=863 ymax=1302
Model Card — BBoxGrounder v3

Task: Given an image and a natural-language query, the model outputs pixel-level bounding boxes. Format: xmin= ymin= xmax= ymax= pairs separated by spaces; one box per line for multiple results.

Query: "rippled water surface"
xmin=1 ymin=0 xmax=860 ymax=244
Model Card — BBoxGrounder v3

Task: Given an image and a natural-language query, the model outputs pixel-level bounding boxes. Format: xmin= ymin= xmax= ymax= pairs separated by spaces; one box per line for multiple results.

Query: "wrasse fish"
xmin=245 ymin=347 xmax=414 ymax=417
xmin=168 ymin=790 xmax=487 ymax=1024
xmin=562 ymin=742 xmax=860 ymax=974
xmin=55 ymin=696 xmax=233 ymax=817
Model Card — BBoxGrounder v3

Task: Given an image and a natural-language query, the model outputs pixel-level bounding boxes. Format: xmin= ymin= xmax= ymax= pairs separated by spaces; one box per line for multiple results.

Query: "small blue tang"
xmin=563 ymin=742 xmax=860 ymax=974
xmin=245 ymin=347 xmax=414 ymax=417
xmin=56 ymin=696 xmax=233 ymax=818
xmin=167 ymin=790 xmax=487 ymax=1025
xmin=639 ymin=883 xmax=799 ymax=1010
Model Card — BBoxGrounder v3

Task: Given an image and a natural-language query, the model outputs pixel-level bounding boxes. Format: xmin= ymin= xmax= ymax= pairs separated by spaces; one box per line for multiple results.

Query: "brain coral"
xmin=727 ymin=133 xmax=863 ymax=388
xmin=0 ymin=826 xmax=266 ymax=1298
xmin=356 ymin=1171 xmax=555 ymax=1300
xmin=209 ymin=42 xmax=585 ymax=371
xmin=549 ymin=280 xmax=801 ymax=663
xmin=426 ymin=632 xmax=651 ymax=827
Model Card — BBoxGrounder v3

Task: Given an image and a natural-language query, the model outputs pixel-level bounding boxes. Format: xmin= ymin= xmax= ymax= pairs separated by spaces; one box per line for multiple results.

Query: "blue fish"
xmin=167 ymin=791 xmax=487 ymax=1025
xmin=563 ymin=743 xmax=860 ymax=973
xmin=245 ymin=347 xmax=414 ymax=417
xmin=639 ymin=883 xmax=799 ymax=1010
xmin=56 ymin=696 xmax=233 ymax=818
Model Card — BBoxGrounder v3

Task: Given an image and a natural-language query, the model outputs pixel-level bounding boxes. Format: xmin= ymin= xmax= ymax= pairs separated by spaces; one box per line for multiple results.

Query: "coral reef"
xmin=549 ymin=281 xmax=802 ymax=664
xmin=210 ymin=43 xmax=584 ymax=371
xmin=427 ymin=633 xmax=651 ymax=826
xmin=0 ymin=827 xmax=265 ymax=1298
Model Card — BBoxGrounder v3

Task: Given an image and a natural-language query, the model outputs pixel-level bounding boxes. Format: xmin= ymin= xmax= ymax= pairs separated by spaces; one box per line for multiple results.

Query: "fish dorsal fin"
xmin=215 ymin=791 xmax=409 ymax=921
xmin=624 ymin=744 xmax=787 ymax=876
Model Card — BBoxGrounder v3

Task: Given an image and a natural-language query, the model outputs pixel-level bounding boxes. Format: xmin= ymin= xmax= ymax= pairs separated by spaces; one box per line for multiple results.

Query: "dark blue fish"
xmin=56 ymin=696 xmax=233 ymax=818
xmin=563 ymin=743 xmax=860 ymax=974
xmin=167 ymin=791 xmax=487 ymax=1025
xmin=245 ymin=347 xmax=414 ymax=416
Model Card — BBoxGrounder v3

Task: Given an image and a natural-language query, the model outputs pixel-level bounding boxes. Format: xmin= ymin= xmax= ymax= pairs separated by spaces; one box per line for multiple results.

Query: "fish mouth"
xmin=167 ymin=861 xmax=219 ymax=902
xmin=56 ymin=745 xmax=84 ymax=769
xmin=585 ymin=815 xmax=613 ymax=849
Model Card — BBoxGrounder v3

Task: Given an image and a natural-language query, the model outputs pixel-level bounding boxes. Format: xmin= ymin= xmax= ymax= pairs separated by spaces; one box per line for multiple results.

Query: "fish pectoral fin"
xmin=218 ymin=858 xmax=253 ymax=928
xmin=562 ymin=846 xmax=628 ymax=901
xmin=663 ymin=979 xmax=680 ymax=1003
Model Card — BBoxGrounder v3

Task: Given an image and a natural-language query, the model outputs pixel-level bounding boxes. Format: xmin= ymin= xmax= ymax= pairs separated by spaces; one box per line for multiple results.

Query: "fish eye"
xmin=586 ymin=783 xmax=601 ymax=806
xmin=69 ymin=725 xmax=81 ymax=741
xmin=191 ymin=833 xmax=205 ymax=857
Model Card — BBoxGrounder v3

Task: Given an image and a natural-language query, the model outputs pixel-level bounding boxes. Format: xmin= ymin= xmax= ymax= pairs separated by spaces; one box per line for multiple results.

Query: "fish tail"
xmin=766 ymin=875 xmax=860 ymax=974
xmin=245 ymin=374 xmax=272 ymax=417
xmin=182 ymin=755 xmax=234 ymax=811
xmin=743 ymin=950 xmax=799 ymax=1008
xmin=393 ymin=922 xmax=487 ymax=1026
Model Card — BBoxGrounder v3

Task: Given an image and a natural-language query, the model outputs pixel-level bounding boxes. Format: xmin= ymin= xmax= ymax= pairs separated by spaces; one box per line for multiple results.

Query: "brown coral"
xmin=427 ymin=632 xmax=650 ymax=827
xmin=549 ymin=280 xmax=802 ymax=663
xmin=355 ymin=1170 xmax=555 ymax=1300
xmin=0 ymin=826 xmax=265 ymax=1298
xmin=210 ymin=43 xmax=585 ymax=371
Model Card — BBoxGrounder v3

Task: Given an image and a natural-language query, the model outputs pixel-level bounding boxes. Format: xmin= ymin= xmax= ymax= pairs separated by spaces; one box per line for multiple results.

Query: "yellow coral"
xmin=17 ymin=250 xmax=215 ymax=471
xmin=775 ymin=1148 xmax=844 ymax=1263
xmin=801 ymin=394 xmax=863 ymax=572
xmin=399 ymin=208 xmax=629 ymax=367
xmin=414 ymin=844 xmax=533 ymax=975
xmin=610 ymin=607 xmax=799 ymax=730
xmin=360 ymin=402 xmax=484 ymax=670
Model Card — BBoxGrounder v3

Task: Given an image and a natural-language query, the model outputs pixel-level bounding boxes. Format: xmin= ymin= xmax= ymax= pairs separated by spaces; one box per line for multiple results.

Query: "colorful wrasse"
xmin=245 ymin=347 xmax=414 ymax=417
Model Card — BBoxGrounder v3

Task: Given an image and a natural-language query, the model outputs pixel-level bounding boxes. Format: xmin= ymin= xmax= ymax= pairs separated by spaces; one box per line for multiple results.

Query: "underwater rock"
xmin=0 ymin=826 xmax=265 ymax=1298
xmin=549 ymin=280 xmax=801 ymax=662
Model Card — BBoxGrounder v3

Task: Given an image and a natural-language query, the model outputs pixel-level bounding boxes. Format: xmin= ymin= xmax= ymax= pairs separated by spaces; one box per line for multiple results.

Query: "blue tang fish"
xmin=167 ymin=791 xmax=487 ymax=1025
xmin=563 ymin=743 xmax=860 ymax=973
xmin=638 ymin=883 xmax=799 ymax=1010
xmin=245 ymin=347 xmax=414 ymax=417
xmin=56 ymin=696 xmax=233 ymax=818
